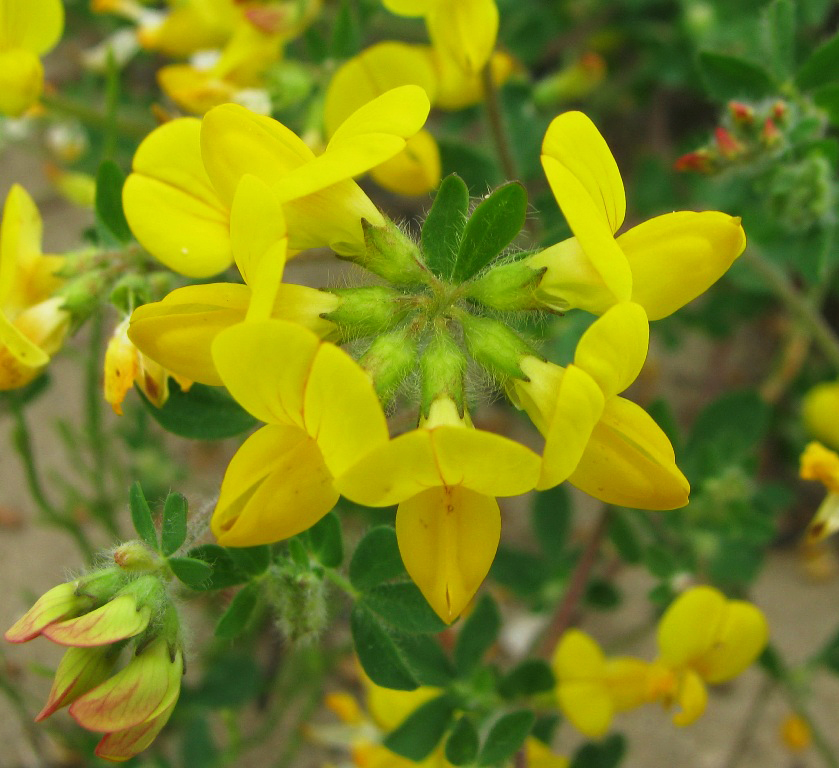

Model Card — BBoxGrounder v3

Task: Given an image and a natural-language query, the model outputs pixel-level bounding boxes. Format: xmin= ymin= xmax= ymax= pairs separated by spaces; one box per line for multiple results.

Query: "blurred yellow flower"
xmin=528 ymin=112 xmax=746 ymax=320
xmin=0 ymin=184 xmax=69 ymax=390
xmin=802 ymin=381 xmax=839 ymax=451
xmin=0 ymin=0 xmax=64 ymax=116
xmin=800 ymin=441 xmax=839 ymax=543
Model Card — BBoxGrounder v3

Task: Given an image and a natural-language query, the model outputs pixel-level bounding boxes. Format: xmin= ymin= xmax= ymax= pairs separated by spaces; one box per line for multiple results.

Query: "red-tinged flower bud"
xmin=762 ymin=117 xmax=782 ymax=146
xmin=36 ymin=646 xmax=119 ymax=721
xmin=5 ymin=583 xmax=93 ymax=643
xmin=113 ymin=540 xmax=162 ymax=572
xmin=94 ymin=698 xmax=178 ymax=761
xmin=69 ymin=636 xmax=183 ymax=733
xmin=772 ymin=100 xmax=788 ymax=121
xmin=674 ymin=150 xmax=713 ymax=173
xmin=728 ymin=101 xmax=754 ymax=124
xmin=714 ymin=127 xmax=744 ymax=158
xmin=42 ymin=594 xmax=153 ymax=647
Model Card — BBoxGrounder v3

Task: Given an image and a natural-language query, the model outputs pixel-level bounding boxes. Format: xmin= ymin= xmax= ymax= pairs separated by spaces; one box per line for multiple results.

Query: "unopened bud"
xmin=714 ymin=127 xmax=745 ymax=158
xmin=459 ymin=313 xmax=538 ymax=380
xmin=761 ymin=117 xmax=782 ymax=147
xmin=350 ymin=218 xmax=429 ymax=286
xmin=728 ymin=101 xmax=754 ymax=124
xmin=420 ymin=331 xmax=466 ymax=418
xmin=466 ymin=259 xmax=545 ymax=310
xmin=324 ymin=286 xmax=412 ymax=341
xmin=674 ymin=149 xmax=714 ymax=173
xmin=113 ymin=540 xmax=162 ymax=572
xmin=360 ymin=329 xmax=418 ymax=404
xmin=268 ymin=569 xmax=328 ymax=643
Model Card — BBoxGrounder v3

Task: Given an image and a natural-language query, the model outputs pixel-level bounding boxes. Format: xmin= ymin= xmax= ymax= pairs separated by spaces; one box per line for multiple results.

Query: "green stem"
xmin=743 ymin=249 xmax=839 ymax=372
xmin=40 ymin=93 xmax=151 ymax=140
xmin=9 ymin=396 xmax=95 ymax=560
xmin=481 ymin=63 xmax=518 ymax=183
xmin=322 ymin=567 xmax=361 ymax=600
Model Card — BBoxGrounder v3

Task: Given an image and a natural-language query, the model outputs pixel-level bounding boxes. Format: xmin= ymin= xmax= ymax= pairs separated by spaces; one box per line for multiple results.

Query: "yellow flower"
xmin=800 ymin=441 xmax=839 ymax=543
xmin=336 ymin=395 xmax=541 ymax=622
xmin=779 ymin=713 xmax=811 ymax=752
xmin=104 ymin=317 xmax=192 ymax=414
xmin=135 ymin=0 xmax=239 ymax=57
xmin=122 ymin=85 xmax=430 ymax=277
xmin=527 ymin=112 xmax=746 ymax=320
xmin=511 ymin=302 xmax=689 ymax=510
xmin=129 ymin=174 xmax=338 ymax=387
xmin=0 ymin=184 xmax=70 ymax=390
xmin=652 ymin=586 xmax=768 ymax=725
xmin=381 ymin=0 xmax=499 ymax=76
xmin=209 ymin=318 xmax=389 ymax=546
xmin=323 ymin=41 xmax=514 ymax=195
xmin=802 ymin=381 xmax=839 ymax=451
xmin=0 ymin=0 xmax=64 ymax=116
xmin=552 ymin=628 xmax=655 ymax=738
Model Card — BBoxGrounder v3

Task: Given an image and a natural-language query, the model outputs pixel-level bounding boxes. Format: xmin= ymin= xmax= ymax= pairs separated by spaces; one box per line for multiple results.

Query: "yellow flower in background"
xmin=527 ymin=112 xmax=747 ymax=320
xmin=802 ymin=381 xmax=839 ymax=451
xmin=323 ymin=41 xmax=514 ymax=196
xmin=511 ymin=301 xmax=689 ymax=510
xmin=552 ymin=628 xmax=654 ymax=738
xmin=0 ymin=185 xmax=69 ymax=390
xmin=0 ymin=0 xmax=64 ymax=116
xmin=382 ymin=0 xmax=499 ymax=75
xmin=210 ymin=318 xmax=389 ymax=546
xmin=134 ymin=0 xmax=239 ymax=57
xmin=553 ymin=587 xmax=767 ymax=737
xmin=122 ymin=85 xmax=431 ymax=276
xmin=800 ymin=441 xmax=839 ymax=543
xmin=104 ymin=317 xmax=192 ymax=414
xmin=129 ymin=174 xmax=338 ymax=387
xmin=336 ymin=395 xmax=541 ymax=623
xmin=652 ymin=586 xmax=768 ymax=725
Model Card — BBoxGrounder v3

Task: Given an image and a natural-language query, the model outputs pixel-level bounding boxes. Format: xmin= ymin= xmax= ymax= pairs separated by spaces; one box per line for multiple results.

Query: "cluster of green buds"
xmin=5 ymin=509 xmax=186 ymax=760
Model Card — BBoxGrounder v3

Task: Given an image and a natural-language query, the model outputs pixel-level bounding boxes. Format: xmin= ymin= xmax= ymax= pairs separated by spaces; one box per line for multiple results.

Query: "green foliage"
xmin=169 ymin=556 xmax=213 ymax=589
xmin=384 ymin=695 xmax=456 ymax=761
xmin=303 ymin=512 xmax=344 ymax=568
xmin=350 ymin=605 xmax=419 ymax=691
xmin=498 ymin=660 xmax=556 ymax=698
xmin=215 ymin=582 xmax=261 ymax=640
xmin=570 ymin=734 xmax=626 ymax=768
xmin=349 ymin=526 xmax=407 ymax=590
xmin=765 ymin=0 xmax=796 ymax=78
xmin=161 ymin=492 xmax=187 ymax=556
xmin=445 ymin=716 xmax=480 ymax=766
xmin=455 ymin=594 xmax=501 ymax=676
xmin=422 ymin=174 xmax=470 ymax=278
xmin=330 ymin=0 xmax=360 ymax=58
xmin=697 ymin=51 xmax=777 ymax=100
xmin=95 ymin=160 xmax=132 ymax=244
xmin=129 ymin=481 xmax=158 ymax=550
xmin=140 ymin=381 xmax=256 ymax=440
xmin=226 ymin=545 xmax=271 ymax=576
xmin=478 ymin=710 xmax=535 ymax=766
xmin=363 ymin=583 xmax=447 ymax=634
xmin=186 ymin=545 xmax=254 ymax=591
xmin=796 ymin=31 xmax=839 ymax=90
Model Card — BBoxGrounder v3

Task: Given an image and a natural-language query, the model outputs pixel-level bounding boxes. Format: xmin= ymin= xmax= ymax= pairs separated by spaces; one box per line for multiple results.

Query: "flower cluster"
xmin=4 ymin=541 xmax=185 ymax=761
xmin=121 ymin=100 xmax=746 ymax=624
xmin=552 ymin=586 xmax=768 ymax=738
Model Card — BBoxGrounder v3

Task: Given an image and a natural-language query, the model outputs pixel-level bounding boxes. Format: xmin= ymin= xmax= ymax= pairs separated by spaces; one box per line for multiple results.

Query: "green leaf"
xmin=438 ymin=139 xmax=501 ymax=192
xmin=161 ymin=492 xmax=188 ymax=556
xmin=570 ymin=734 xmax=625 ymax=768
xmin=814 ymin=83 xmax=839 ymax=125
xmin=140 ymin=380 xmax=257 ymax=440
xmin=796 ymin=31 xmax=839 ymax=90
xmin=697 ymin=51 xmax=777 ymax=101
xmin=766 ymin=0 xmax=796 ymax=78
xmin=394 ymin=632 xmax=456 ymax=686
xmin=686 ymin=390 xmax=769 ymax=468
xmin=584 ymin=579 xmax=621 ymax=609
xmin=498 ymin=660 xmax=556 ymax=698
xmin=531 ymin=714 xmax=560 ymax=745
xmin=363 ymin=582 xmax=447 ymax=634
xmin=186 ymin=654 xmax=262 ymax=708
xmin=306 ymin=511 xmax=343 ymax=568
xmin=215 ymin=582 xmax=260 ymax=640
xmin=95 ymin=160 xmax=132 ymax=244
xmin=169 ymin=556 xmax=213 ymax=589
xmin=226 ymin=545 xmax=270 ymax=576
xmin=445 ymin=716 xmax=480 ymax=766
xmin=330 ymin=0 xmax=360 ymax=58
xmin=421 ymin=174 xmax=470 ymax=279
xmin=187 ymin=545 xmax=250 ymax=590
xmin=452 ymin=182 xmax=527 ymax=282
xmin=532 ymin=485 xmax=572 ymax=563
xmin=454 ymin=593 xmax=500 ymax=675
xmin=608 ymin=510 xmax=643 ymax=564
xmin=181 ymin=712 xmax=219 ymax=768
xmin=383 ymin=695 xmax=455 ymax=761
xmin=478 ymin=710 xmax=534 ymax=766
xmin=491 ymin=547 xmax=550 ymax=598
xmin=351 ymin=605 xmax=418 ymax=691
xmin=349 ymin=526 xmax=406 ymax=591
xmin=129 ymin=482 xmax=158 ymax=550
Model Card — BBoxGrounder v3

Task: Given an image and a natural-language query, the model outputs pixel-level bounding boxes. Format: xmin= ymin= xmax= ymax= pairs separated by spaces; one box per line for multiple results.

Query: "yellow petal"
xmin=369 ymin=129 xmax=441 ymax=196
xmin=0 ymin=0 xmax=64 ymax=54
xmin=557 ymin=681 xmax=614 ymax=739
xmin=807 ymin=492 xmax=839 ymax=543
xmin=657 ymin=586 xmax=727 ymax=668
xmin=671 ymin=668 xmax=707 ymax=726
xmin=0 ymin=307 xmax=50 ymax=368
xmin=0 ymin=48 xmax=42 ymax=117
xmin=396 ymin=486 xmax=500 ymax=622
xmin=138 ymin=0 xmax=234 ymax=57
xmin=604 ymin=657 xmax=656 ymax=712
xmin=695 ymin=600 xmax=768 ymax=683
xmin=211 ymin=424 xmax=338 ymax=546
xmin=803 ymin=383 xmax=839 ymax=452
xmin=366 ymin=684 xmax=441 ymax=731
xmin=542 ymin=112 xmax=626 ymax=234
xmin=124 ymin=118 xmax=231 ymax=277
xmin=323 ymin=43 xmax=439 ymax=138
xmin=0 ymin=184 xmax=43 ymax=303
xmin=156 ymin=64 xmax=235 ymax=116
xmin=426 ymin=0 xmax=499 ymax=75
xmin=212 ymin=319 xmax=319 ymax=428
xmin=574 ymin=302 xmax=649 ymax=398
xmin=432 ymin=48 xmax=515 ymax=110
xmin=42 ymin=596 xmax=151 ymax=647
xmin=94 ymin=699 xmax=177 ymax=762
xmin=381 ymin=0 xmax=433 ymax=15
xmin=303 ymin=341 xmax=389 ymax=478
xmin=37 ymin=646 xmax=117 ymax=721
xmin=551 ymin=629 xmax=605 ymax=681
xmin=542 ymin=155 xmax=632 ymax=303
xmin=617 ymin=212 xmax=746 ymax=321
xmin=200 ymin=102 xmax=313 ymax=208
xmin=569 ymin=396 xmax=690 ymax=510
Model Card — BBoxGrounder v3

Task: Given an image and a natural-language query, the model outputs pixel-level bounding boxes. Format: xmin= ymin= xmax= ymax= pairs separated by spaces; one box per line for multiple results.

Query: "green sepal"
xmin=383 ymin=695 xmax=455 ymax=761
xmin=460 ymin=313 xmax=536 ymax=381
xmin=452 ymin=182 xmax=527 ymax=282
xmin=422 ymin=174 xmax=470 ymax=279
xmin=465 ymin=259 xmax=545 ymax=311
xmin=325 ymin=285 xmax=412 ymax=341
xmin=478 ymin=710 xmax=535 ymax=766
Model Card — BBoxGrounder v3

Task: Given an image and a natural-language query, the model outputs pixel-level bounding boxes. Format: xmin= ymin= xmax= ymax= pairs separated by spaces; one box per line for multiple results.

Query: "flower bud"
xmin=465 ymin=260 xmax=546 ymax=311
xmin=360 ymin=329 xmax=419 ymax=404
xmin=36 ymin=645 xmax=120 ymax=721
xmin=352 ymin=219 xmax=429 ymax=286
xmin=420 ymin=331 xmax=466 ymax=418
xmin=459 ymin=313 xmax=538 ymax=380
xmin=268 ymin=569 xmax=328 ymax=644
xmin=324 ymin=286 xmax=412 ymax=341
xmin=114 ymin=540 xmax=163 ymax=572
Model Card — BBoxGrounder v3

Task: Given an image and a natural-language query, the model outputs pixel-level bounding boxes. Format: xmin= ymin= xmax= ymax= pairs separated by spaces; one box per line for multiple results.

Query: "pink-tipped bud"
xmin=36 ymin=646 xmax=119 ymax=721
xmin=42 ymin=595 xmax=151 ymax=647
xmin=674 ymin=149 xmax=713 ymax=173
xmin=761 ymin=117 xmax=781 ymax=146
xmin=714 ymin=127 xmax=745 ymax=158
xmin=772 ymin=100 xmax=788 ymax=122
xmin=5 ymin=583 xmax=91 ymax=644
xmin=114 ymin=541 xmax=161 ymax=572
xmin=728 ymin=101 xmax=754 ymax=124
